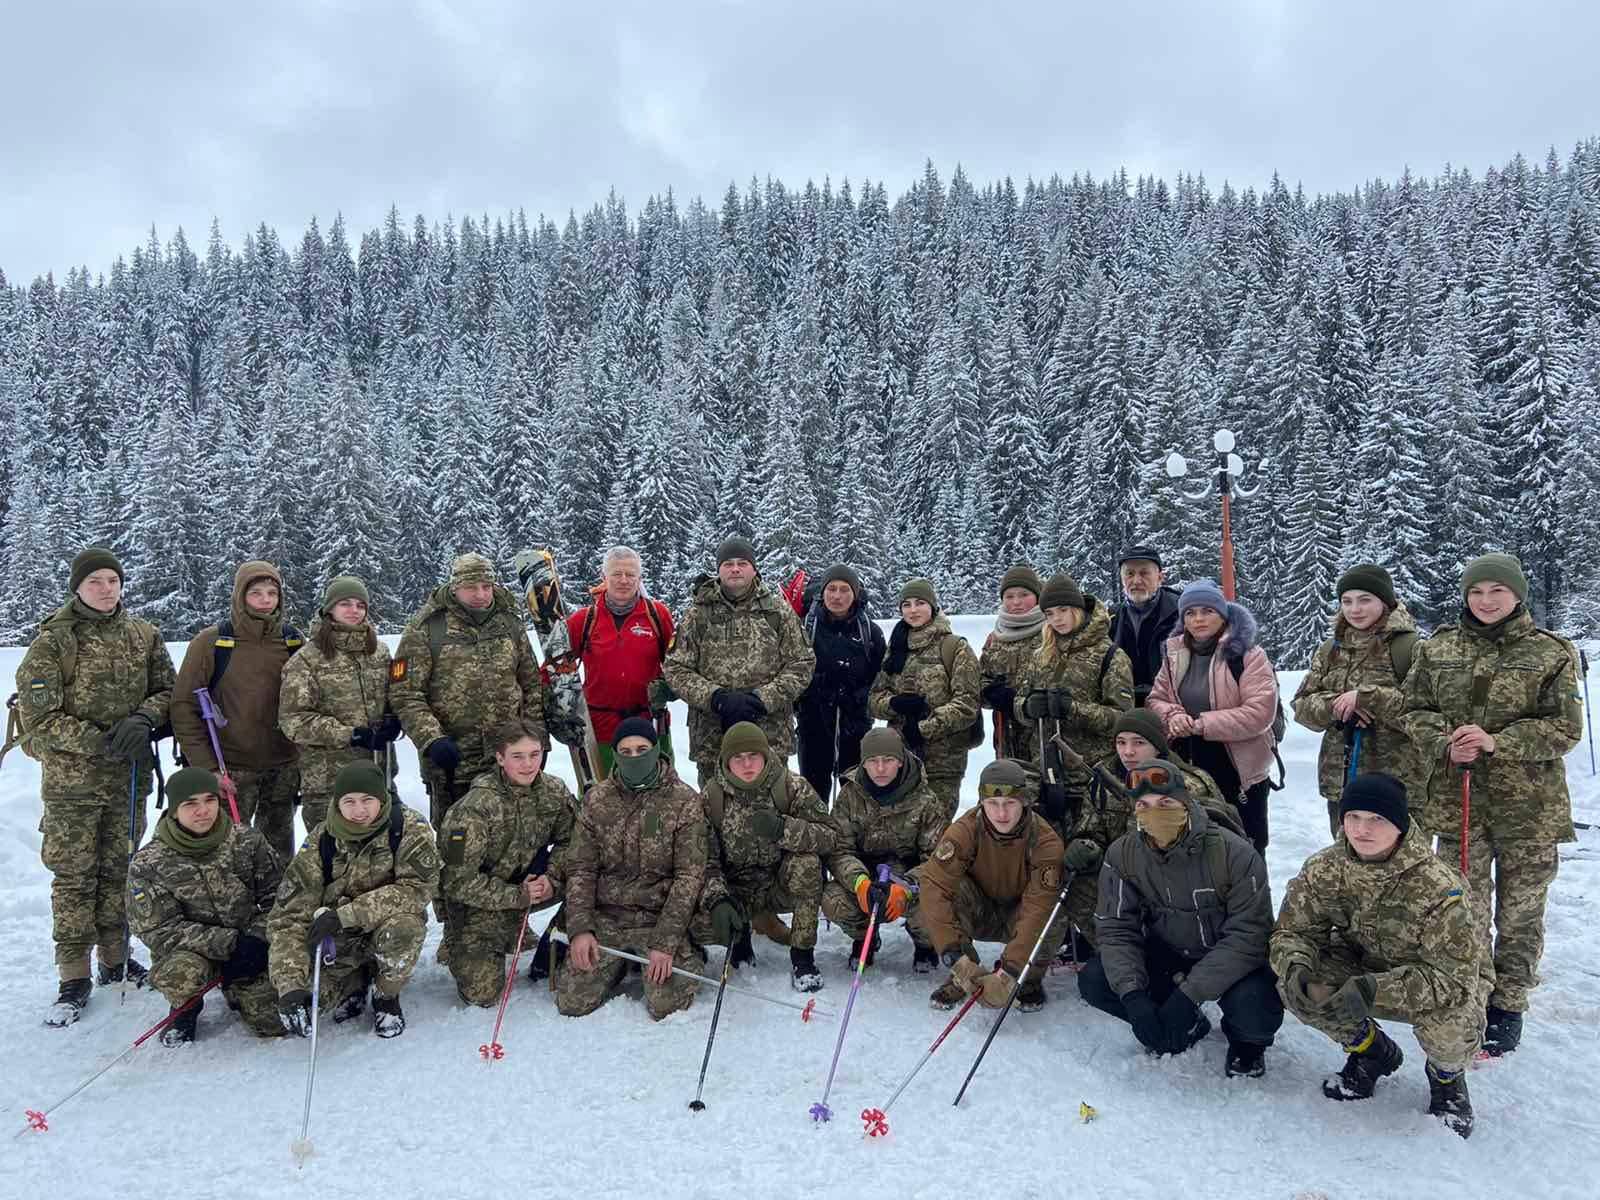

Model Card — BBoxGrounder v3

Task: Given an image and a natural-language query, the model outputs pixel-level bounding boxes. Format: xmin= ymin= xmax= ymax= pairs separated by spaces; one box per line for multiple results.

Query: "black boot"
xmin=1482 ymin=1005 xmax=1523 ymax=1057
xmin=729 ymin=926 xmax=756 ymax=970
xmin=1053 ymin=927 xmax=1092 ymax=972
xmin=528 ymin=928 xmax=563 ymax=983
xmin=912 ymin=942 xmax=939 ymax=975
xmin=1426 ymin=1062 xmax=1474 ymax=1138
xmin=44 ymin=978 xmax=93 ymax=1028
xmin=160 ymin=998 xmax=203 ymax=1047
xmin=790 ymin=947 xmax=823 ymax=993
xmin=1322 ymin=1023 xmax=1404 ymax=1100
xmin=332 ymin=983 xmax=369 ymax=1024
xmin=848 ymin=930 xmax=882 ymax=968
xmin=1016 ymin=976 xmax=1046 ymax=1013
xmin=1225 ymin=1040 xmax=1267 ymax=1078
xmin=372 ymin=992 xmax=406 ymax=1038
xmin=97 ymin=959 xmax=149 ymax=988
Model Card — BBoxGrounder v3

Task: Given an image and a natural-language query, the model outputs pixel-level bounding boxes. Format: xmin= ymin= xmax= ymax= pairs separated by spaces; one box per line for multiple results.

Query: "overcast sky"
xmin=2 ymin=0 xmax=1595 ymax=283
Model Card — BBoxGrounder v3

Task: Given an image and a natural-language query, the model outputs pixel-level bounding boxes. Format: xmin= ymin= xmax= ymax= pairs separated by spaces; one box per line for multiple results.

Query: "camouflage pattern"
xmin=267 ymin=806 xmax=438 ymax=1002
xmin=227 ymin=765 xmax=300 ymax=863
xmin=555 ymin=932 xmax=704 ymax=1020
xmin=438 ymin=768 xmax=577 ymax=1005
xmin=16 ymin=599 xmax=175 ymax=977
xmin=128 ymin=820 xmax=284 ymax=1035
xmin=390 ymin=584 xmax=546 ymax=826
xmin=278 ymin=623 xmax=393 ymax=830
xmin=1436 ymin=833 xmax=1559 ymax=1012
xmin=1271 ymin=829 xmax=1488 ymax=1071
xmin=869 ymin=613 xmax=982 ymax=818
xmin=1292 ymin=604 xmax=1421 ymax=835
xmin=662 ymin=575 xmax=816 ymax=778
xmin=820 ymin=756 xmax=946 ymax=939
xmin=979 ymin=630 xmax=1040 ymax=761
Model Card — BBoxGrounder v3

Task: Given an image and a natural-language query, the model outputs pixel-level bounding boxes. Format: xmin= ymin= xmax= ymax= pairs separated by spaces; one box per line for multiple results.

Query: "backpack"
xmin=938 ymin=633 xmax=986 ymax=750
xmin=319 ymin=800 xmax=407 ymax=886
xmin=209 ymin=617 xmax=306 ymax=692
xmin=701 ymin=770 xmax=793 ymax=828
xmin=1226 ymin=655 xmax=1287 ymax=791
xmin=1331 ymin=629 xmax=1417 ymax=683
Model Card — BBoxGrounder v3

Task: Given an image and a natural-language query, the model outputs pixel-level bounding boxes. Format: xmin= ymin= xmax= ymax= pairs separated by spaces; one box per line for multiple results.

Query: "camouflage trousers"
xmin=149 ymin=949 xmax=283 ymax=1037
xmin=694 ymin=854 xmax=823 ymax=950
xmin=925 ymin=767 xmax=965 ymax=825
xmin=905 ymin=872 xmax=1071 ymax=973
xmin=554 ymin=924 xmax=703 ymax=1020
xmin=229 ymin=765 xmax=300 ymax=863
xmin=40 ymin=788 xmax=148 ymax=979
xmin=307 ymin=912 xmax=427 ymax=1005
xmin=819 ymin=859 xmax=929 ymax=946
xmin=1436 ymin=832 xmax=1559 ymax=1012
xmin=444 ymin=898 xmax=560 ymax=1007
xmin=1279 ymin=942 xmax=1486 ymax=1073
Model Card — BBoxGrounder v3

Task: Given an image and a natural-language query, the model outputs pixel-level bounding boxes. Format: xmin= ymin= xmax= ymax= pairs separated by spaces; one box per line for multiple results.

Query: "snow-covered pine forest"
xmin=2 ymin=142 xmax=1599 ymax=662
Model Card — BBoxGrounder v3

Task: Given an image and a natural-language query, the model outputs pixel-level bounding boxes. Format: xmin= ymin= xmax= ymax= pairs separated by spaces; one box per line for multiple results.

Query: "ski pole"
xmin=688 ymin=945 xmax=735 ymax=1112
xmin=290 ymin=936 xmax=336 ymax=1167
xmin=952 ymin=870 xmax=1076 ymax=1107
xmin=811 ymin=865 xmax=889 ymax=1122
xmin=121 ymin=761 xmax=139 ymax=1005
xmin=864 ymin=990 xmax=982 ymax=1136
xmin=16 ymin=978 xmax=219 ymax=1136
xmin=194 ymin=687 xmax=240 ymax=823
xmin=1581 ymin=649 xmax=1595 ymax=777
xmin=1459 ymin=767 xmax=1472 ymax=877
xmin=548 ymin=932 xmax=832 ymax=1021
xmin=478 ymin=905 xmax=533 ymax=1061
xmin=1346 ymin=727 xmax=1364 ymax=786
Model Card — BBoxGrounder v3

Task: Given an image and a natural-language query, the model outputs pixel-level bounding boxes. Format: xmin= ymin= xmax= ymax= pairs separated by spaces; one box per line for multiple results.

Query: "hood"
xmin=907 ymin=611 xmax=954 ymax=650
xmin=1169 ymin=599 xmax=1259 ymax=663
xmin=693 ymin=571 xmax=770 ymax=610
xmin=1058 ymin=594 xmax=1112 ymax=652
xmin=232 ymin=560 xmax=284 ymax=639
xmin=426 ymin=581 xmax=520 ymax=623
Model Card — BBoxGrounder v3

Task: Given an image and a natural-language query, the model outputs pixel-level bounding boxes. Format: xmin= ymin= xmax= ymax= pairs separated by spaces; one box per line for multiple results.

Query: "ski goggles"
xmin=1128 ymin=762 xmax=1184 ymax=798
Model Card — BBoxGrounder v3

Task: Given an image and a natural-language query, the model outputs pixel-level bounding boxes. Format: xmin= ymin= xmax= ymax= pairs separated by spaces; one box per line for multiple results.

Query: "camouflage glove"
xmin=104 ymin=714 xmax=155 ymax=764
xmin=980 ymin=681 xmax=1016 ymax=712
xmin=888 ymin=693 xmax=931 ymax=720
xmin=1156 ymin=989 xmax=1202 ymax=1052
xmin=709 ymin=898 xmax=747 ymax=945
xmin=278 ymin=990 xmax=313 ymax=1038
xmin=1022 ymin=690 xmax=1052 ymax=720
xmin=750 ymin=808 xmax=786 ymax=843
xmin=425 ymin=737 xmax=461 ymax=773
xmin=221 ymin=933 xmax=270 ymax=989
xmin=1328 ymin=974 xmax=1378 ymax=1024
xmin=1282 ymin=965 xmax=1319 ymax=1011
xmin=1121 ymin=989 xmax=1165 ymax=1052
xmin=647 ymin=677 xmax=675 ymax=709
xmin=305 ymin=906 xmax=342 ymax=954
xmin=1047 ymin=689 xmax=1074 ymax=721
xmin=1063 ymin=838 xmax=1102 ymax=873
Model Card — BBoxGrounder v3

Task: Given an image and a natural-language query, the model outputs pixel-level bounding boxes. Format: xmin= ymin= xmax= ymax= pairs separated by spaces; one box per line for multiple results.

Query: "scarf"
xmin=1136 ymin=805 xmax=1189 ymax=849
xmin=155 ymin=811 xmax=230 ymax=858
xmin=326 ymin=793 xmax=395 ymax=844
xmin=992 ymin=606 xmax=1045 ymax=644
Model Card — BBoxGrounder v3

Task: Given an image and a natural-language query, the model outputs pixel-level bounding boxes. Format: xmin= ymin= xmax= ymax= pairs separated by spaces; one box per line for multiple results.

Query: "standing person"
xmin=1106 ymin=546 xmax=1182 ymax=707
xmin=13 ymin=546 xmax=176 ymax=1025
xmin=662 ymin=536 xmax=815 ymax=788
xmin=1147 ymin=580 xmax=1280 ymax=856
xmin=170 ymin=561 xmax=303 ymax=861
xmin=126 ymin=767 xmax=284 ymax=1043
xmin=390 ymin=551 xmax=546 ymax=832
xmin=1402 ymin=553 xmax=1581 ymax=1056
xmin=1292 ymin=564 xmax=1420 ymax=838
xmin=557 ymin=718 xmax=708 ymax=1021
xmin=869 ymin=579 xmax=981 ymax=821
xmin=279 ymin=575 xmax=399 ymax=834
xmin=978 ymin=564 xmax=1045 ymax=763
xmin=562 ymin=545 xmax=676 ymax=780
xmin=795 ymin=564 xmax=885 ymax=803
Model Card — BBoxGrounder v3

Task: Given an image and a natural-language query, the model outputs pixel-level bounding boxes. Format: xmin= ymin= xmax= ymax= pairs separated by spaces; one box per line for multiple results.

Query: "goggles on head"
xmin=979 ymin=782 xmax=1027 ymax=800
xmin=1128 ymin=763 xmax=1182 ymax=798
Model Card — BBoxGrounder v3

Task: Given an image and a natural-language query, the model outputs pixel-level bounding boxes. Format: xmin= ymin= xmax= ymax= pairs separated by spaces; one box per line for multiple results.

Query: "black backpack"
xmin=1225 ymin=655 xmax=1287 ymax=791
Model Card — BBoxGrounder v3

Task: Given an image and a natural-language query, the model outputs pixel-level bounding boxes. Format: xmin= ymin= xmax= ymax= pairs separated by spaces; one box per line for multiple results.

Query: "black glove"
xmin=221 ymin=933 xmax=270 ymax=989
xmin=305 ymin=906 xmax=342 ymax=954
xmin=1063 ymin=838 xmax=1102 ymax=873
xmin=981 ymin=681 xmax=1016 ymax=712
xmin=278 ymin=990 xmax=313 ymax=1037
xmin=1122 ymin=989 xmax=1165 ymax=1052
xmin=888 ymin=693 xmax=931 ymax=720
xmin=426 ymin=737 xmax=461 ymax=774
xmin=1156 ymin=989 xmax=1202 ymax=1053
xmin=1047 ymin=689 xmax=1074 ymax=721
xmin=709 ymin=898 xmax=747 ymax=946
xmin=866 ymin=875 xmax=892 ymax=914
xmin=901 ymin=718 xmax=925 ymax=751
xmin=1038 ymin=781 xmax=1068 ymax=821
xmin=104 ymin=714 xmax=155 ymax=763
xmin=351 ymin=726 xmax=379 ymax=750
xmin=373 ymin=714 xmax=402 ymax=745
xmin=711 ymin=689 xmax=766 ymax=727
xmin=750 ymin=809 xmax=786 ymax=843
xmin=1022 ymin=690 xmax=1052 ymax=720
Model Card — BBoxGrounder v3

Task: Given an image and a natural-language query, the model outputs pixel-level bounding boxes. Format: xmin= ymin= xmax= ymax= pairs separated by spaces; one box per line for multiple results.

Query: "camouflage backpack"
xmin=936 ymin=633 xmax=986 ymax=751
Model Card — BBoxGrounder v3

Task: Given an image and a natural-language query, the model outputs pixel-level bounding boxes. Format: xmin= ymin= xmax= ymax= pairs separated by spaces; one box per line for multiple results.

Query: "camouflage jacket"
xmin=1401 ymin=608 xmax=1581 ymax=842
xmin=869 ymin=614 xmax=982 ymax=776
xmin=14 ymin=599 xmax=175 ymax=799
xmin=701 ymin=763 xmax=837 ymax=905
xmin=278 ymin=623 xmax=393 ymax=801
xmin=1271 ymin=828 xmax=1482 ymax=1014
xmin=128 ymin=820 xmax=282 ymax=963
xmin=1010 ymin=598 xmax=1134 ymax=788
xmin=979 ymin=627 xmax=1041 ymax=761
xmin=390 ymin=584 xmax=545 ymax=772
xmin=564 ymin=762 xmax=707 ymax=953
xmin=825 ymin=754 xmax=949 ymax=887
xmin=438 ymin=768 xmax=577 ymax=911
xmin=267 ymin=806 xmax=438 ymax=994
xmin=1292 ymin=604 xmax=1420 ymax=801
xmin=662 ymin=575 xmax=815 ymax=766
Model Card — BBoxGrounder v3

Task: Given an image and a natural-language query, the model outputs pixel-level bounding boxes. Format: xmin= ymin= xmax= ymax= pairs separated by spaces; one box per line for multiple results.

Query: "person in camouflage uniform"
xmin=1292 ymin=564 xmax=1421 ymax=838
xmin=694 ymin=721 xmax=837 ymax=991
xmin=279 ymin=575 xmax=400 ymax=833
xmin=268 ymin=761 xmax=438 ymax=1038
xmin=439 ymin=719 xmax=577 ymax=1006
xmin=1401 ymin=552 xmax=1581 ymax=1056
xmin=978 ymin=564 xmax=1045 ymax=763
xmin=557 ymin=718 xmax=708 ymax=1020
xmin=911 ymin=759 xmax=1067 ymax=1013
xmin=1272 ymin=773 xmax=1484 ymax=1138
xmin=13 ymin=546 xmax=176 ymax=1024
xmin=661 ymin=536 xmax=815 ymax=787
xmin=170 ymin=561 xmax=302 ymax=860
xmin=390 ymin=551 xmax=546 ymax=831
xmin=870 ymin=578 xmax=981 ymax=821
xmin=820 ymin=727 xmax=947 ymax=971
xmin=127 ymin=767 xmax=283 ymax=1043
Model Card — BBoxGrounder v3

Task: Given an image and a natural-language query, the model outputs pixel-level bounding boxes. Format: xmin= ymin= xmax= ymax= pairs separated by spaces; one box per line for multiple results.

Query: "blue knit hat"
xmin=1177 ymin=579 xmax=1228 ymax=617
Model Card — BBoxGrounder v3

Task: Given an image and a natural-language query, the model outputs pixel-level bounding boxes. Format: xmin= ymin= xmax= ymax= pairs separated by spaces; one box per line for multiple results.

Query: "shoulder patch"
xmin=934 ymin=840 xmax=957 ymax=862
xmin=1039 ymin=863 xmax=1061 ymax=890
xmin=28 ymin=679 xmax=49 ymax=705
xmin=389 ymin=659 xmax=407 ymax=682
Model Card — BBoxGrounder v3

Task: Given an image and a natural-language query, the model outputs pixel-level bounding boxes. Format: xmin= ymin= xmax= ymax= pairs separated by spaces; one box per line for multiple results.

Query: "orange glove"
xmin=853 ymin=876 xmax=910 ymax=922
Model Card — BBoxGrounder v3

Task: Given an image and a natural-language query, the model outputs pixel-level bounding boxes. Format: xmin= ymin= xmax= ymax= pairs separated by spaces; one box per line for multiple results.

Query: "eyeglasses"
xmin=979 ymin=783 xmax=1026 ymax=799
xmin=1128 ymin=764 xmax=1180 ymax=796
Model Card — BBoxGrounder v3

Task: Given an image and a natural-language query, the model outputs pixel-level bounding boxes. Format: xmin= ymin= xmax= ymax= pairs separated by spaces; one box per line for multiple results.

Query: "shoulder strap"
xmin=1384 ymin=630 xmax=1416 ymax=682
xmin=209 ymin=619 xmax=237 ymax=693
xmin=424 ymin=608 xmax=448 ymax=666
xmin=939 ymin=632 xmax=966 ymax=678
xmin=1097 ymin=643 xmax=1117 ymax=696
xmin=1203 ymin=829 xmax=1231 ymax=905
xmin=0 ymin=695 xmax=22 ymax=769
xmin=576 ymin=606 xmax=599 ymax=658
xmin=318 ymin=829 xmax=335 ymax=887
xmin=703 ymin=779 xmax=724 ymax=827
xmin=321 ymin=802 xmax=408 ymax=886
xmin=771 ymin=770 xmax=793 ymax=816
xmin=645 ymin=600 xmax=669 ymax=656
xmin=1227 ymin=654 xmax=1244 ymax=684
xmin=58 ymin=626 xmax=78 ymax=686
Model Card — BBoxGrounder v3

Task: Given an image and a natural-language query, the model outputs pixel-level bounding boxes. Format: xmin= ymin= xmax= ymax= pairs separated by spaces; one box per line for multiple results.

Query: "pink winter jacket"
xmin=1147 ymin=606 xmax=1278 ymax=788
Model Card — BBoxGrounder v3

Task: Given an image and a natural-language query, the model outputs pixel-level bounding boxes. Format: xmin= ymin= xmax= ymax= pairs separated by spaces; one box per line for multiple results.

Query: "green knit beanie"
xmin=1335 ymin=564 xmax=1397 ymax=609
xmin=999 ymin=564 xmax=1042 ymax=601
xmin=1040 ymin=573 xmax=1085 ymax=612
xmin=167 ymin=766 xmax=221 ymax=806
xmin=1461 ymin=553 xmax=1528 ymax=604
xmin=719 ymin=721 xmax=771 ymax=770
xmin=321 ymin=575 xmax=371 ymax=615
xmin=899 ymin=578 xmax=938 ymax=610
xmin=70 ymin=546 xmax=124 ymax=592
xmin=859 ymin=727 xmax=906 ymax=763
xmin=1113 ymin=709 xmax=1170 ymax=757
xmin=334 ymin=761 xmax=389 ymax=802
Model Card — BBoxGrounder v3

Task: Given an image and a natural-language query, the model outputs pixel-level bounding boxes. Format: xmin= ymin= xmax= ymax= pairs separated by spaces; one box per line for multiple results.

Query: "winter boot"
xmin=332 ymin=981 xmax=369 ymax=1024
xmin=97 ymin=959 xmax=149 ymax=988
xmin=729 ymin=926 xmax=756 ymax=970
xmin=1426 ymin=1062 xmax=1474 ymax=1139
xmin=849 ymin=930 xmax=882 ymax=968
xmin=912 ymin=942 xmax=940 ymax=975
xmin=1225 ymin=1040 xmax=1267 ymax=1078
xmin=44 ymin=978 xmax=93 ymax=1028
xmin=1322 ymin=1022 xmax=1404 ymax=1100
xmin=1482 ymin=1005 xmax=1523 ymax=1057
xmin=752 ymin=911 xmax=792 ymax=946
xmin=160 ymin=998 xmax=203 ymax=1047
xmin=528 ymin=930 xmax=563 ymax=983
xmin=1016 ymin=976 xmax=1046 ymax=1013
xmin=790 ymin=947 xmax=823 ymax=993
xmin=372 ymin=992 xmax=406 ymax=1038
xmin=929 ymin=974 xmax=968 ymax=1010
xmin=1053 ymin=927 xmax=1092 ymax=973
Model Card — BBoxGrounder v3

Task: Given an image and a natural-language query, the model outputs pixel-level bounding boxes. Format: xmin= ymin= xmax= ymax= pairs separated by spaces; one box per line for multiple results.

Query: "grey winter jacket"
xmin=1092 ymin=793 xmax=1274 ymax=1004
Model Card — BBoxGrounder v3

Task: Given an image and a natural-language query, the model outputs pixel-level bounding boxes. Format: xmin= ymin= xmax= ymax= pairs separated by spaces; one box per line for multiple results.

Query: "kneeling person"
xmin=127 ymin=767 xmax=284 ymax=1043
xmin=440 ymin=719 xmax=577 ymax=1006
xmin=1271 ymin=773 xmax=1482 ymax=1138
xmin=558 ymin=719 xmax=707 ymax=1020
xmin=268 ymin=763 xmax=438 ymax=1038
xmin=1080 ymin=759 xmax=1282 ymax=1077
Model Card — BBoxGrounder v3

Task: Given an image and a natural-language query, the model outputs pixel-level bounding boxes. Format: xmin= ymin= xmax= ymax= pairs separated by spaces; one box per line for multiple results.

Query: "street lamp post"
xmin=1164 ymin=429 xmax=1263 ymax=602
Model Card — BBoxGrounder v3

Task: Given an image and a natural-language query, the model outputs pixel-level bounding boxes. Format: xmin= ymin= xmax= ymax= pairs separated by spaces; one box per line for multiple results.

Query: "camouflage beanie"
xmin=321 ymin=575 xmax=371 ymax=615
xmin=1040 ymin=573 xmax=1085 ymax=612
xmin=1339 ymin=772 xmax=1409 ymax=836
xmin=859 ymin=727 xmax=906 ymax=763
xmin=1113 ymin=709 xmax=1169 ymax=757
xmin=1335 ymin=564 xmax=1397 ymax=609
xmin=899 ymin=578 xmax=938 ymax=610
xmin=999 ymin=564 xmax=1042 ymax=600
xmin=166 ymin=766 xmax=220 ymax=806
xmin=719 ymin=721 xmax=771 ymax=769
xmin=1461 ymin=553 xmax=1528 ymax=604
xmin=716 ymin=536 xmax=758 ymax=566
xmin=70 ymin=546 xmax=123 ymax=592
xmin=334 ymin=761 xmax=389 ymax=801
xmin=978 ymin=757 xmax=1029 ymax=798
xmin=450 ymin=552 xmax=496 ymax=588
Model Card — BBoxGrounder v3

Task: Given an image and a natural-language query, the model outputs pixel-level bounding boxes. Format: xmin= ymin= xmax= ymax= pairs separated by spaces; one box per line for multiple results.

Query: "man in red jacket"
xmin=564 ymin=546 xmax=675 ymax=779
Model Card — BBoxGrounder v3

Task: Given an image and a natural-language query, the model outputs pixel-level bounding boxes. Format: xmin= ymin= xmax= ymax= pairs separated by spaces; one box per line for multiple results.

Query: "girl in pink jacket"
xmin=1147 ymin=580 xmax=1279 ymax=854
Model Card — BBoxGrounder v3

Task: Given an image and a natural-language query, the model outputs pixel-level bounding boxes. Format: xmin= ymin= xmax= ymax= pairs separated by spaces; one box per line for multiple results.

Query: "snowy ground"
xmin=3 ymin=617 xmax=1598 ymax=1200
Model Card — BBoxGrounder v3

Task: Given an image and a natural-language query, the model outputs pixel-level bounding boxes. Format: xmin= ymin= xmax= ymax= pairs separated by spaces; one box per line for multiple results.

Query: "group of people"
xmin=7 ymin=535 xmax=1584 ymax=1140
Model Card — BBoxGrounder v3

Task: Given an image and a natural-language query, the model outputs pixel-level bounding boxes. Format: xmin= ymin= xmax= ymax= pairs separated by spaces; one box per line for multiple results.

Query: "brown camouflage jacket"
xmin=439 ymin=768 xmax=577 ymax=911
xmin=128 ymin=819 xmax=282 ymax=962
xmin=278 ymin=623 xmax=393 ymax=801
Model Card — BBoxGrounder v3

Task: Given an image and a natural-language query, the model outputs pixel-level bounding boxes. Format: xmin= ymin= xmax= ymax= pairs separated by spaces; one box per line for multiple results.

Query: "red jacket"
xmin=565 ymin=593 xmax=674 ymax=743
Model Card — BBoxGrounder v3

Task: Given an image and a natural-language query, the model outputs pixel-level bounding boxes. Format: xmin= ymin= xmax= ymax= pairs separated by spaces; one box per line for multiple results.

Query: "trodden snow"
xmin=3 ymin=617 xmax=1597 ymax=1200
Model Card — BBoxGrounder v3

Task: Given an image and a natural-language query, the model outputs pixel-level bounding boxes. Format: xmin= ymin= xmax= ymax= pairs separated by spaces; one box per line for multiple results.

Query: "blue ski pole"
xmin=1346 ymin=727 xmax=1364 ymax=786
